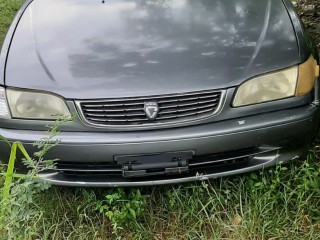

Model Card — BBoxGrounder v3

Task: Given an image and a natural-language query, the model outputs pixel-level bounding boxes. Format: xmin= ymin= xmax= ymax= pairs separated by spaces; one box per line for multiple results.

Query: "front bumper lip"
xmin=0 ymin=104 xmax=319 ymax=187
xmin=37 ymin=146 xmax=282 ymax=187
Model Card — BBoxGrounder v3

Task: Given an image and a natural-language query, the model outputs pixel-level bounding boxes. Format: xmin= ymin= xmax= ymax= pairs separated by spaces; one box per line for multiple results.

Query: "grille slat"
xmin=159 ymin=104 xmax=217 ymax=115
xmin=83 ymin=103 xmax=144 ymax=108
xmin=86 ymin=112 xmax=146 ymax=118
xmin=157 ymin=108 xmax=214 ymax=120
xmin=78 ymin=90 xmax=223 ymax=127
xmin=159 ymin=99 xmax=219 ymax=110
xmin=157 ymin=94 xmax=221 ymax=103
xmin=84 ymin=108 xmax=142 ymax=113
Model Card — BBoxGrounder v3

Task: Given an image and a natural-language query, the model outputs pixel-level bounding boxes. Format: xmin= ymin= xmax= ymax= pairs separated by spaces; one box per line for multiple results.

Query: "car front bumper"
xmin=0 ymin=104 xmax=319 ymax=187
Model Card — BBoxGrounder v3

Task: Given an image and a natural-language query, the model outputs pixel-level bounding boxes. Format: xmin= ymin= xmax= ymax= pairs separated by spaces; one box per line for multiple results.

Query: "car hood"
xmin=5 ymin=0 xmax=299 ymax=99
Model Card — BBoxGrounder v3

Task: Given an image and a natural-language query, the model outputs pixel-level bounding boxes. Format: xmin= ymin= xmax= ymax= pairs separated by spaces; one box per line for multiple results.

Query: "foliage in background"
xmin=294 ymin=0 xmax=320 ymax=52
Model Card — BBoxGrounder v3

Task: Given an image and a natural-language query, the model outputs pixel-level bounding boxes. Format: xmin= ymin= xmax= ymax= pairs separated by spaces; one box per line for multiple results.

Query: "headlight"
xmin=233 ymin=67 xmax=298 ymax=107
xmin=0 ymin=87 xmax=11 ymax=119
xmin=233 ymin=55 xmax=319 ymax=107
xmin=6 ymin=89 xmax=70 ymax=120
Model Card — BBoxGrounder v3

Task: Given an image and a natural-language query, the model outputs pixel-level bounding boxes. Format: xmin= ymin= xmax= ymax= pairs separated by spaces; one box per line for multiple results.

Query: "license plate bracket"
xmin=115 ymin=151 xmax=192 ymax=178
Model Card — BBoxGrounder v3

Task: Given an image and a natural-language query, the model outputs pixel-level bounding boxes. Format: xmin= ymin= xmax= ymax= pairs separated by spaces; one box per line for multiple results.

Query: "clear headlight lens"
xmin=6 ymin=89 xmax=70 ymax=120
xmin=233 ymin=67 xmax=298 ymax=107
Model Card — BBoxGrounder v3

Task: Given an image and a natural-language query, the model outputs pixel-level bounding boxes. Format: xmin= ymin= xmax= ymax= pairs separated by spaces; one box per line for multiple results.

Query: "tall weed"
xmin=0 ymin=116 xmax=72 ymax=239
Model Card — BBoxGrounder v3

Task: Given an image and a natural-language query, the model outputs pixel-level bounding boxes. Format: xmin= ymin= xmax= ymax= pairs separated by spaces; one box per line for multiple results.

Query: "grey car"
xmin=0 ymin=0 xmax=319 ymax=186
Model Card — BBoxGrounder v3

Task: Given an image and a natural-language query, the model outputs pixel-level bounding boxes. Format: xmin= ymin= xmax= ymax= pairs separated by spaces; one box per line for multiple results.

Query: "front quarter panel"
xmin=0 ymin=0 xmax=33 ymax=85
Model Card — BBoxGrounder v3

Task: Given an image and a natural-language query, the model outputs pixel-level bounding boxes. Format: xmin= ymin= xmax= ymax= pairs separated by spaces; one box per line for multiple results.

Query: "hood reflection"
xmin=5 ymin=0 xmax=300 ymax=99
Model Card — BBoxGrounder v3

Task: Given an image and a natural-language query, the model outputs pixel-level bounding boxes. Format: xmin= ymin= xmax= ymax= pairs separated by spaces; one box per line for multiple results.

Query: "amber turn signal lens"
xmin=295 ymin=55 xmax=319 ymax=97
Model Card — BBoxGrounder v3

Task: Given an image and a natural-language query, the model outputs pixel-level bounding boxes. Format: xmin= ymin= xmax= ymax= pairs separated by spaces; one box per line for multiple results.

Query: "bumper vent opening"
xmin=49 ymin=148 xmax=262 ymax=177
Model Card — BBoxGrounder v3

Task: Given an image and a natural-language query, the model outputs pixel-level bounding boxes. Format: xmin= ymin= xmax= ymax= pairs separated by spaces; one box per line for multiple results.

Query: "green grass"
xmin=2 ymin=156 xmax=319 ymax=239
xmin=1 ymin=1 xmax=320 ymax=239
xmin=0 ymin=0 xmax=23 ymax=46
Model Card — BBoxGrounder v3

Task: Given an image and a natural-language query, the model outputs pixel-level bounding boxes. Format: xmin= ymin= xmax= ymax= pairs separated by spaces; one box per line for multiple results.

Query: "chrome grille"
xmin=77 ymin=90 xmax=224 ymax=127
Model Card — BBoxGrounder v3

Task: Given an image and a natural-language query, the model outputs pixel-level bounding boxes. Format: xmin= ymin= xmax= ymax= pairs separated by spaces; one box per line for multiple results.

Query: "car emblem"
xmin=144 ymin=101 xmax=159 ymax=120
